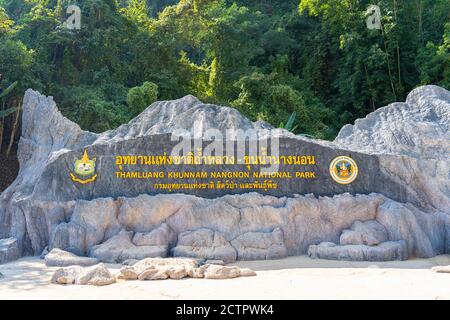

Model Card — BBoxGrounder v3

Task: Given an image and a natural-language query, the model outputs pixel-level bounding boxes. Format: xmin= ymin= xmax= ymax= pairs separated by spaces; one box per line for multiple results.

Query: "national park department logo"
xmin=70 ymin=150 xmax=97 ymax=184
xmin=329 ymin=156 xmax=358 ymax=185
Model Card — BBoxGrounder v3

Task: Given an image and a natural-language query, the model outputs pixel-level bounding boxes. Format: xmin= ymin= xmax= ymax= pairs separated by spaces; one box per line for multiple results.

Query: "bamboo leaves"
xmin=0 ymin=81 xmax=18 ymax=100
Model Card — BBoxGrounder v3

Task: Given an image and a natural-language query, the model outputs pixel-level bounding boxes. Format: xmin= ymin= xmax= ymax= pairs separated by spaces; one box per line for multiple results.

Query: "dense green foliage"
xmin=0 ymin=0 xmax=449 ymax=142
xmin=127 ymin=81 xmax=158 ymax=117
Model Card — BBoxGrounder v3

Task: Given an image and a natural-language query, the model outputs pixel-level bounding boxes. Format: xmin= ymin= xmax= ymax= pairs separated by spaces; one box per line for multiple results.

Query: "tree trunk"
xmin=393 ymin=0 xmax=402 ymax=97
xmin=363 ymin=63 xmax=376 ymax=112
xmin=381 ymin=25 xmax=397 ymax=100
xmin=397 ymin=42 xmax=402 ymax=96
xmin=6 ymin=99 xmax=21 ymax=157
xmin=417 ymin=0 xmax=423 ymax=44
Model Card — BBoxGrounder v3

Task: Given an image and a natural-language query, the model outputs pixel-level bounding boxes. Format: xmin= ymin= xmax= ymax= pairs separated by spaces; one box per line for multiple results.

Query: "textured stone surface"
xmin=308 ymin=240 xmax=408 ymax=261
xmin=138 ymin=268 xmax=169 ymax=280
xmin=202 ymin=264 xmax=257 ymax=279
xmin=132 ymin=223 xmax=176 ymax=247
xmin=172 ymin=228 xmax=237 ymax=263
xmin=6 ymin=85 xmax=445 ymax=208
xmin=89 ymin=230 xmax=168 ymax=263
xmin=122 ymin=259 xmax=139 ymax=266
xmin=0 ymin=238 xmax=20 ymax=264
xmin=131 ymin=257 xmax=199 ymax=275
xmin=447 ymin=223 xmax=450 ymax=254
xmin=308 ymin=196 xmax=449 ymax=260
xmin=120 ymin=257 xmax=198 ymax=280
xmin=376 ymin=200 xmax=448 ymax=257
xmin=336 ymin=85 xmax=449 ymax=160
xmin=114 ymin=257 xmax=256 ymax=281
xmin=40 ymin=246 xmax=49 ymax=259
xmin=340 ymin=220 xmax=388 ymax=246
xmin=70 ymin=199 xmax=121 ymax=251
xmin=48 ymin=198 xmax=120 ymax=256
xmin=231 ymin=228 xmax=287 ymax=260
xmin=239 ymin=268 xmax=257 ymax=277
xmin=204 ymin=260 xmax=225 ymax=265
xmin=25 ymin=134 xmax=410 ymax=203
xmin=0 ymin=85 xmax=448 ymax=262
xmin=17 ymin=192 xmax=450 ymax=262
xmin=335 ymin=85 xmax=450 ymax=212
xmin=49 ymin=222 xmax=86 ymax=256
xmin=203 ymin=264 xmax=242 ymax=279
xmin=431 ymin=265 xmax=450 ymax=273
xmin=51 ymin=263 xmax=116 ymax=286
xmin=45 ymin=248 xmax=99 ymax=267
xmin=116 ymin=266 xmax=138 ymax=280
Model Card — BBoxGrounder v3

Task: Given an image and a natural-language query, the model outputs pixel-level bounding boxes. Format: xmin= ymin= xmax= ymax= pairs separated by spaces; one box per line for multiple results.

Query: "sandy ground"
xmin=0 ymin=255 xmax=449 ymax=300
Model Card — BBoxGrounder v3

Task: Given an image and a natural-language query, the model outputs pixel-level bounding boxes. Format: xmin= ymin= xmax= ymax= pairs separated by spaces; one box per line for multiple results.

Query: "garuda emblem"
xmin=70 ymin=150 xmax=97 ymax=184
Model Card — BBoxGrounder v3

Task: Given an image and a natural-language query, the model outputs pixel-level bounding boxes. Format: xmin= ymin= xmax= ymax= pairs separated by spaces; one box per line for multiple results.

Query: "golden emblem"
xmin=329 ymin=156 xmax=358 ymax=184
xmin=70 ymin=150 xmax=97 ymax=184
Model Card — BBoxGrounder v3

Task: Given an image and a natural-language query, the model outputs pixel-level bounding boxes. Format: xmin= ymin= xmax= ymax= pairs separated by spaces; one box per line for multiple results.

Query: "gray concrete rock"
xmin=240 ymin=268 xmax=257 ymax=277
xmin=0 ymin=238 xmax=20 ymax=264
xmin=40 ymin=246 xmax=49 ymax=259
xmin=70 ymin=198 xmax=121 ymax=251
xmin=89 ymin=230 xmax=168 ymax=263
xmin=51 ymin=263 xmax=115 ymax=286
xmin=166 ymin=265 xmax=190 ymax=280
xmin=336 ymin=85 xmax=450 ymax=161
xmin=118 ymin=194 xmax=202 ymax=233
xmin=45 ymin=248 xmax=99 ymax=267
xmin=340 ymin=220 xmax=388 ymax=246
xmin=202 ymin=264 xmax=257 ymax=279
xmin=308 ymin=240 xmax=408 ymax=261
xmin=7 ymin=86 xmax=443 ymax=209
xmin=203 ymin=264 xmax=241 ymax=279
xmin=204 ymin=260 xmax=225 ymax=265
xmin=376 ymin=200 xmax=448 ymax=258
xmin=116 ymin=266 xmax=138 ymax=280
xmin=446 ymin=222 xmax=450 ymax=254
xmin=172 ymin=228 xmax=237 ymax=263
xmin=431 ymin=265 xmax=450 ymax=273
xmin=114 ymin=256 xmax=257 ymax=281
xmin=49 ymin=222 xmax=86 ymax=256
xmin=132 ymin=223 xmax=176 ymax=247
xmin=122 ymin=259 xmax=139 ymax=266
xmin=128 ymin=257 xmax=199 ymax=280
xmin=0 ymin=89 xmax=95 ymax=252
xmin=335 ymin=85 xmax=450 ymax=212
xmin=50 ymin=266 xmax=79 ymax=285
xmin=74 ymin=264 xmax=116 ymax=286
xmin=190 ymin=267 xmax=206 ymax=278
xmin=48 ymin=198 xmax=120 ymax=256
xmin=38 ymin=192 xmax=450 ymax=262
xmin=119 ymin=192 xmax=384 ymax=257
xmin=138 ymin=268 xmax=169 ymax=280
xmin=0 ymin=86 xmax=448 ymax=263
xmin=132 ymin=257 xmax=199 ymax=275
xmin=231 ymin=228 xmax=288 ymax=260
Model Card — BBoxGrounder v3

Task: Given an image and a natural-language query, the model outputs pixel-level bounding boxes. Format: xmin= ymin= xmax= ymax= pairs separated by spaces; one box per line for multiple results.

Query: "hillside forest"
xmin=0 ymin=0 xmax=449 ymax=156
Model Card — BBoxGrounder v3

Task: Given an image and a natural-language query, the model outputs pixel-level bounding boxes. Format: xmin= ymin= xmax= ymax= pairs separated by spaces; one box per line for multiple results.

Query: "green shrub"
xmin=126 ymin=81 xmax=159 ymax=117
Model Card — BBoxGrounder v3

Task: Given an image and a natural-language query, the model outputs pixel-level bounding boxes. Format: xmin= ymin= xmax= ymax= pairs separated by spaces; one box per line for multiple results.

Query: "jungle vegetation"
xmin=0 ymin=0 xmax=448 ymax=153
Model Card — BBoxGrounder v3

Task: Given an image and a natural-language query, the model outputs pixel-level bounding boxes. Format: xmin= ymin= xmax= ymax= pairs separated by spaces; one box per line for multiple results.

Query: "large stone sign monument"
xmin=0 ymin=85 xmax=449 ymax=264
